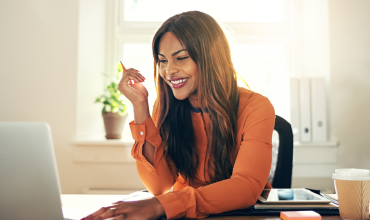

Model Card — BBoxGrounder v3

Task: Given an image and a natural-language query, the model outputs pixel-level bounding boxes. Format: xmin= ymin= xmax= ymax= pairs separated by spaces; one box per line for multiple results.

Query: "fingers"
xmin=97 ymin=215 xmax=125 ymax=220
xmin=97 ymin=207 xmax=118 ymax=220
xmin=130 ymin=80 xmax=149 ymax=97
xmin=82 ymin=199 xmax=162 ymax=220
xmin=110 ymin=215 xmax=125 ymax=220
xmin=112 ymin=201 xmax=123 ymax=205
xmin=122 ymin=68 xmax=145 ymax=84
xmin=116 ymin=63 xmax=149 ymax=105
xmin=119 ymin=61 xmax=145 ymax=83
xmin=82 ymin=206 xmax=110 ymax=220
xmin=94 ymin=206 xmax=127 ymax=220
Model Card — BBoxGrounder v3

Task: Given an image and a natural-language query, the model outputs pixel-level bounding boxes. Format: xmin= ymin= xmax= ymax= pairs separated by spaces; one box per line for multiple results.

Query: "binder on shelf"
xmin=290 ymin=78 xmax=300 ymax=142
xmin=310 ymin=78 xmax=327 ymax=142
xmin=299 ymin=78 xmax=311 ymax=142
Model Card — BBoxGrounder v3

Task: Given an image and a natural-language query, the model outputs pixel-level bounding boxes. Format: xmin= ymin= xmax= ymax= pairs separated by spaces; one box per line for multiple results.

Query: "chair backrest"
xmin=268 ymin=115 xmax=294 ymax=188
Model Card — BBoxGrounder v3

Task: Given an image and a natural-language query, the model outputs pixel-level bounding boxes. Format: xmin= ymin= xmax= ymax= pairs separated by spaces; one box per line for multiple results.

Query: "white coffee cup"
xmin=332 ymin=168 xmax=370 ymax=219
xmin=333 ymin=168 xmax=370 ymax=179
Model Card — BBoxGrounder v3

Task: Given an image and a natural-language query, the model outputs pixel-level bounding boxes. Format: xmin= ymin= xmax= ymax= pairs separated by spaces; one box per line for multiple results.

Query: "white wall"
xmin=1 ymin=0 xmax=369 ymax=193
xmin=292 ymin=0 xmax=370 ymax=191
xmin=329 ymin=0 xmax=370 ymax=168
xmin=0 ymin=0 xmax=79 ymax=192
xmin=77 ymin=0 xmax=106 ymax=137
xmin=0 ymin=0 xmax=144 ymax=193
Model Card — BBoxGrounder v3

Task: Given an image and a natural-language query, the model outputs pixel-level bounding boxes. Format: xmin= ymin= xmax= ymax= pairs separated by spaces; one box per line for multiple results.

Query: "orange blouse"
xmin=129 ymin=87 xmax=275 ymax=219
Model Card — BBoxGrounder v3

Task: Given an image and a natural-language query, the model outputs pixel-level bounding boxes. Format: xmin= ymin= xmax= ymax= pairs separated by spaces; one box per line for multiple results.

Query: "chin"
xmin=173 ymin=92 xmax=189 ymax=100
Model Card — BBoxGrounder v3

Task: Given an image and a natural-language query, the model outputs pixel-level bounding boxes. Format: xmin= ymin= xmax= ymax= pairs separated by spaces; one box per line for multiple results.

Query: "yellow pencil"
xmin=120 ymin=61 xmax=127 ymax=72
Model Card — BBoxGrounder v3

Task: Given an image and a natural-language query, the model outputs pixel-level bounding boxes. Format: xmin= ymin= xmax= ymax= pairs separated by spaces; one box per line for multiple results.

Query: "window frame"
xmin=106 ymin=0 xmax=295 ymax=121
xmin=107 ymin=0 xmax=294 ymax=74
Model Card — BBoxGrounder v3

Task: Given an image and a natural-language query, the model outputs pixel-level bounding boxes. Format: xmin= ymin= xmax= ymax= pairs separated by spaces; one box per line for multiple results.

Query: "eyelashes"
xmin=159 ymin=56 xmax=189 ymax=63
xmin=177 ymin=56 xmax=189 ymax=61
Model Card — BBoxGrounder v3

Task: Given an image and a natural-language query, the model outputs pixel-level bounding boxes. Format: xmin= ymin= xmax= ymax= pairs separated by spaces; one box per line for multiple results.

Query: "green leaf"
xmin=111 ymin=100 xmax=118 ymax=107
xmin=94 ymin=64 xmax=129 ymax=108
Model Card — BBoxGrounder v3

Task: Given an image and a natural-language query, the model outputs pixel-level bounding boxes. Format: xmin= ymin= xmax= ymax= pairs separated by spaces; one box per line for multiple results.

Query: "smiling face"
xmin=158 ymin=32 xmax=200 ymax=107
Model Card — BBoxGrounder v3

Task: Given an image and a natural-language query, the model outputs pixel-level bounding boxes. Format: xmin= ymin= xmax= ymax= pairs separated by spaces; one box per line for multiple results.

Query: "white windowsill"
xmin=72 ymin=135 xmax=339 ymax=148
xmin=71 ymin=134 xmax=136 ymax=163
xmin=71 ymin=134 xmax=339 ymax=165
xmin=72 ymin=135 xmax=135 ymax=146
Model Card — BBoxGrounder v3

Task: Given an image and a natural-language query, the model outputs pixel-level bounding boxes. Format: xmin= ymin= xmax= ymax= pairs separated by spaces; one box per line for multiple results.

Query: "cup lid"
xmin=332 ymin=168 xmax=370 ymax=180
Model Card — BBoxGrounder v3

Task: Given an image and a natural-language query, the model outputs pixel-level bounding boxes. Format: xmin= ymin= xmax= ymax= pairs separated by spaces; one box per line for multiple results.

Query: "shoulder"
xmin=237 ymin=87 xmax=275 ymax=120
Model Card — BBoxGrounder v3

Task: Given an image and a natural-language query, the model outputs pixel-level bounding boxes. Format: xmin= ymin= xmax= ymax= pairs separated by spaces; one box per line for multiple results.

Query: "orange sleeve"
xmin=155 ymin=95 xmax=275 ymax=219
xmin=129 ymin=117 xmax=177 ymax=195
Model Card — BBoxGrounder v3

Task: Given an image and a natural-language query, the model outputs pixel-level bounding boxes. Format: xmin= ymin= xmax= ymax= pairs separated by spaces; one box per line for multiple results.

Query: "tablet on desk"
xmin=258 ymin=188 xmax=331 ymax=204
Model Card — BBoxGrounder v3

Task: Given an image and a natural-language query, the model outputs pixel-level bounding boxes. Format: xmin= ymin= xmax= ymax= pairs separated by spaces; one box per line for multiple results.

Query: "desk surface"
xmin=61 ymin=194 xmax=340 ymax=220
xmin=204 ymin=217 xmax=340 ymax=219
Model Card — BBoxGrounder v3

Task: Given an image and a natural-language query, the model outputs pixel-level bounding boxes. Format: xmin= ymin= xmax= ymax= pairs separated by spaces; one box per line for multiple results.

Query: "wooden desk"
xmin=61 ymin=194 xmax=340 ymax=220
xmin=205 ymin=216 xmax=340 ymax=220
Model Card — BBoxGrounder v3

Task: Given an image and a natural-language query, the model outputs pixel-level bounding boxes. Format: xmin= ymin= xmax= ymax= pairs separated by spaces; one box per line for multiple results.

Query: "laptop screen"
xmin=0 ymin=122 xmax=65 ymax=220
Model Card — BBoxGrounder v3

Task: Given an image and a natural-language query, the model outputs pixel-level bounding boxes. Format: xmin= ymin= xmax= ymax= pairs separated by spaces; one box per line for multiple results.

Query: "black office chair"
xmin=268 ymin=115 xmax=294 ymax=188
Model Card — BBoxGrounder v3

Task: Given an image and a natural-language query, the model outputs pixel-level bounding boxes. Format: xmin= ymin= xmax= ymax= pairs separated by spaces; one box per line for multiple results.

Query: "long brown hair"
xmin=152 ymin=11 xmax=240 ymax=185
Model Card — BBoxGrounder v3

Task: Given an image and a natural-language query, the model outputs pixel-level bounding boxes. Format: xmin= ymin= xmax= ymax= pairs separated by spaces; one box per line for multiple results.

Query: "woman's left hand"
xmin=81 ymin=198 xmax=165 ymax=220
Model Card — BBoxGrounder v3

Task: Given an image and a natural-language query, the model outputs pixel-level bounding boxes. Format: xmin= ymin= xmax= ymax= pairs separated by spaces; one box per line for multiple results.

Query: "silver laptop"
xmin=0 ymin=122 xmax=72 ymax=220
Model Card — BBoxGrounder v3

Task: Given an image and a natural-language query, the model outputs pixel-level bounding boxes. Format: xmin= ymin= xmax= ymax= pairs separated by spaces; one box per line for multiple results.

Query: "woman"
xmin=83 ymin=11 xmax=275 ymax=220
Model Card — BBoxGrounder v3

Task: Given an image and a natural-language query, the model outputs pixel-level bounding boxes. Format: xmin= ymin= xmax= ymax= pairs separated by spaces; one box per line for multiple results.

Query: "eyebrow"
xmin=158 ymin=49 xmax=187 ymax=57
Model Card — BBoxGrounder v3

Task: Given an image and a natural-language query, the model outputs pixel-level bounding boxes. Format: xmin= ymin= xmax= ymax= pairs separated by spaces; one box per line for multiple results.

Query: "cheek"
xmin=185 ymin=61 xmax=198 ymax=77
xmin=158 ymin=66 xmax=166 ymax=78
xmin=158 ymin=69 xmax=169 ymax=85
xmin=189 ymin=66 xmax=199 ymax=80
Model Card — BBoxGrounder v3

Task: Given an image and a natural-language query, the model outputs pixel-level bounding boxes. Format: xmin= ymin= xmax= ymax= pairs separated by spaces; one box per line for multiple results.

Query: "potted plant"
xmin=95 ymin=63 xmax=129 ymax=139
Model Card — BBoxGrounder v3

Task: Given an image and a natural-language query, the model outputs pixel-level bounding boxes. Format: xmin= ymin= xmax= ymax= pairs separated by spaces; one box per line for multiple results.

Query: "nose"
xmin=166 ymin=60 xmax=178 ymax=76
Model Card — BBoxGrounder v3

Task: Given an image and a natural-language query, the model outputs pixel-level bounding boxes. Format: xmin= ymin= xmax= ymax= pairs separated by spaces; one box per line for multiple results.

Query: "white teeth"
xmin=171 ymin=78 xmax=188 ymax=85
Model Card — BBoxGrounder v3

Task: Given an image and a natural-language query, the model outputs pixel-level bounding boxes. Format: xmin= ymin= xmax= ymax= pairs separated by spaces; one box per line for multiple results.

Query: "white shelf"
xmin=294 ymin=140 xmax=339 ymax=148
xmin=293 ymin=139 xmax=339 ymax=165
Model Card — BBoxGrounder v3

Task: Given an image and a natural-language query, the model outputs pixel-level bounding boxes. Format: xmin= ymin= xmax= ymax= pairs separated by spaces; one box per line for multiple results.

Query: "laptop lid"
xmin=0 ymin=122 xmax=64 ymax=220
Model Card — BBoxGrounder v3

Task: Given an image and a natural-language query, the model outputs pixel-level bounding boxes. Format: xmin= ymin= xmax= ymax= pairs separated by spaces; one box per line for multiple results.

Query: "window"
xmin=123 ymin=0 xmax=284 ymax=22
xmin=108 ymin=0 xmax=292 ymax=121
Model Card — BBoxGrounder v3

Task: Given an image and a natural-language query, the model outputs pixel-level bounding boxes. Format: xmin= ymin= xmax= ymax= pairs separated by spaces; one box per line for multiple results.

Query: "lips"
xmin=168 ymin=77 xmax=189 ymax=89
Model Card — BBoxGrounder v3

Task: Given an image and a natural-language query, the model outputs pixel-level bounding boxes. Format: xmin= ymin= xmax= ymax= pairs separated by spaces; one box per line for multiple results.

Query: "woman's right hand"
xmin=117 ymin=62 xmax=149 ymax=107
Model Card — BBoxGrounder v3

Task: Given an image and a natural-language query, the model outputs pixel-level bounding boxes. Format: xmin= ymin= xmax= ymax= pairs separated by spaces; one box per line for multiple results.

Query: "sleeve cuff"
xmin=129 ymin=117 xmax=162 ymax=146
xmin=129 ymin=118 xmax=149 ymax=142
xmin=156 ymin=192 xmax=187 ymax=220
xmin=129 ymin=117 xmax=163 ymax=174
